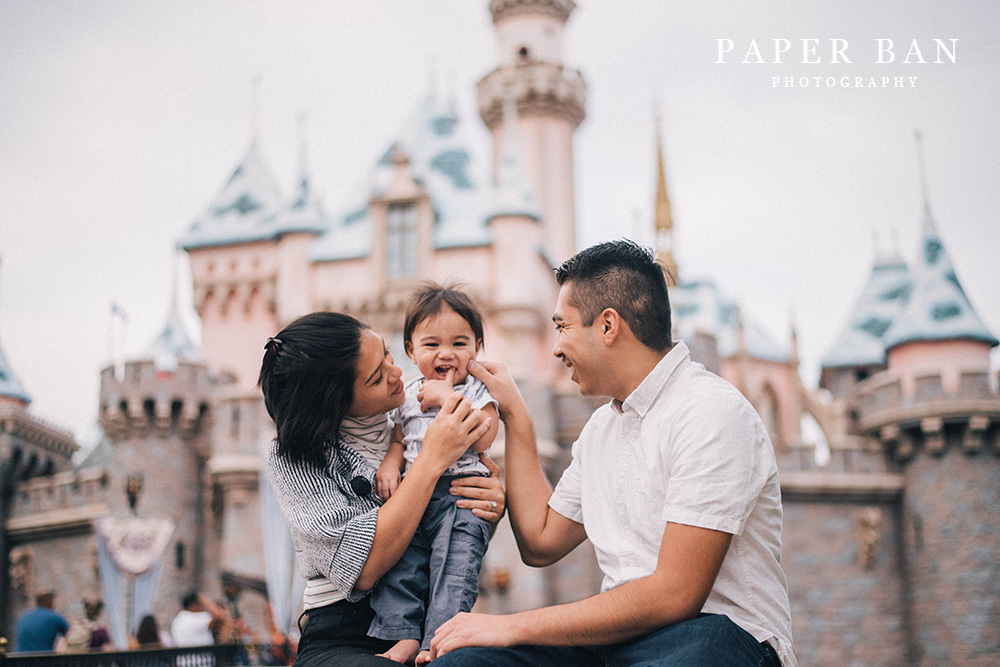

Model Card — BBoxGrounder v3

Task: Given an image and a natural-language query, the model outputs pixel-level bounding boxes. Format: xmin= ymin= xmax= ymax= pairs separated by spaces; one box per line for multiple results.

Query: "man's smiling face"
xmin=552 ymin=283 xmax=606 ymax=397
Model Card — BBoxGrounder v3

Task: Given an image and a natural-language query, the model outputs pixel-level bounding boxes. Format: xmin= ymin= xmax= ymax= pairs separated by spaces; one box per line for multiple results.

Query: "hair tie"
xmin=265 ymin=337 xmax=283 ymax=355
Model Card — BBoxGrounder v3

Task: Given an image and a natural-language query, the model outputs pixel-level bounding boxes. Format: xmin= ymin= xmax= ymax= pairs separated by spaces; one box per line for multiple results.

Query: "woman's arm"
xmin=376 ymin=427 xmax=406 ymax=500
xmin=356 ymin=394 xmax=491 ymax=590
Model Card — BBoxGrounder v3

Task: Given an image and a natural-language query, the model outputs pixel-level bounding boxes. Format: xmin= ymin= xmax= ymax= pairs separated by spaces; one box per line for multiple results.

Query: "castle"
xmin=3 ymin=1 xmax=998 ymax=664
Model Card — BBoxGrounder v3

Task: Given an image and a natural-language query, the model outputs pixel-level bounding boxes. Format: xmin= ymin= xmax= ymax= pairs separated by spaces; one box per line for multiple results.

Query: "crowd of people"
xmin=12 ymin=588 xmax=294 ymax=664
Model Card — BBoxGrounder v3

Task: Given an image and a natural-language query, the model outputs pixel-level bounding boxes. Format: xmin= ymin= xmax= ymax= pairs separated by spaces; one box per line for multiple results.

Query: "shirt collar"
xmin=611 ymin=340 xmax=690 ymax=417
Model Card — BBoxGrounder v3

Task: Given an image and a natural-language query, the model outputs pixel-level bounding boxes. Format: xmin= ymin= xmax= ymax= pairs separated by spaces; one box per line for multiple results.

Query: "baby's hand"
xmin=376 ymin=462 xmax=402 ymax=501
xmin=418 ymin=369 xmax=457 ymax=412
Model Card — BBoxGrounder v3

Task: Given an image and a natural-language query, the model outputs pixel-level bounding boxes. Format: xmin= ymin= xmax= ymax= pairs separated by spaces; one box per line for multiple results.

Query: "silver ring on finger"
xmin=490 ymin=500 xmax=497 ymax=513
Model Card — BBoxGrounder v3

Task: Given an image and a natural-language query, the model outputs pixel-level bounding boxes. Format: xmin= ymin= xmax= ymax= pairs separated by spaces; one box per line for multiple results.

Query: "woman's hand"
xmin=466 ymin=359 xmax=528 ymax=424
xmin=451 ymin=453 xmax=506 ymax=523
xmin=418 ymin=393 xmax=491 ymax=475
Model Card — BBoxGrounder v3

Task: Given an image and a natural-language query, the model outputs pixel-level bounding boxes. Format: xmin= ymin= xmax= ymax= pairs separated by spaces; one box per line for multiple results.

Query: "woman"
xmin=258 ymin=312 xmax=505 ymax=666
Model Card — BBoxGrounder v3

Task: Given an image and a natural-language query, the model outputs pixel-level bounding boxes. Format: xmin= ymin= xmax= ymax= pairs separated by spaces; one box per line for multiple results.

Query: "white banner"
xmin=95 ymin=516 xmax=175 ymax=577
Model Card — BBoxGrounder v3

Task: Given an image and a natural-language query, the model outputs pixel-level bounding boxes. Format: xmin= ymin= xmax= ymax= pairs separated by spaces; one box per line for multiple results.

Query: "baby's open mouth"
xmin=434 ymin=365 xmax=456 ymax=380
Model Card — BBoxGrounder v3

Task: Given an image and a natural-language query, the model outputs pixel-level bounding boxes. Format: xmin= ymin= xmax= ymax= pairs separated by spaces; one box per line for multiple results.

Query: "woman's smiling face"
xmin=348 ymin=330 xmax=404 ymax=417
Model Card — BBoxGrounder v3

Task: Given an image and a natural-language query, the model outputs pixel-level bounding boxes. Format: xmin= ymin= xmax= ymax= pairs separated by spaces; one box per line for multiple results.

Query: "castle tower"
xmin=850 ymin=136 xmax=1000 ymax=663
xmin=881 ymin=134 xmax=998 ymax=399
xmin=98 ymin=289 xmax=214 ymax=617
xmin=485 ymin=92 xmax=547 ymax=384
xmin=477 ymin=0 xmax=586 ymax=265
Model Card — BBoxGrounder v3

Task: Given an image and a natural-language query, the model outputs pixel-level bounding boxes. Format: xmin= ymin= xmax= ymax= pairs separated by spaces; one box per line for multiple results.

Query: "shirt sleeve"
xmin=464 ymin=376 xmax=499 ymax=411
xmin=661 ymin=393 xmax=769 ymax=536
xmin=548 ymin=439 xmax=585 ymax=523
xmin=266 ymin=447 xmax=379 ymax=601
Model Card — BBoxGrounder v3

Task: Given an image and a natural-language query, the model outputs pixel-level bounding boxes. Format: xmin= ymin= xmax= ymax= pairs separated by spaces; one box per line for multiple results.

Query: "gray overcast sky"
xmin=1 ymin=1 xmax=998 ymax=446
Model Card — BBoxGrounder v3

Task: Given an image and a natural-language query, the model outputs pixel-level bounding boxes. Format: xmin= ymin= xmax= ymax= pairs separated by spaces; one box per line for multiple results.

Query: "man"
xmin=170 ymin=590 xmax=229 ymax=647
xmin=14 ymin=591 xmax=69 ymax=653
xmin=432 ymin=240 xmax=795 ymax=666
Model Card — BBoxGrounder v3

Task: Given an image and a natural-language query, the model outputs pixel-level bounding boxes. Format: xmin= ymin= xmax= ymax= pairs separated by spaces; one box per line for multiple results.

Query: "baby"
xmin=369 ymin=282 xmax=500 ymax=666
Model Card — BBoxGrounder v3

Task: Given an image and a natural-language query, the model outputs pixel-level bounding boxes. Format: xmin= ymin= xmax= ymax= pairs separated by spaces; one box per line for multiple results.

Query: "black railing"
xmin=0 ymin=644 xmax=263 ymax=667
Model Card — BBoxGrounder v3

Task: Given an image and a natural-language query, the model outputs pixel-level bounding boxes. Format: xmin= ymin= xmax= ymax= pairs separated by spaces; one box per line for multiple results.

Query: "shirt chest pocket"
xmin=623 ymin=446 xmax=668 ymax=523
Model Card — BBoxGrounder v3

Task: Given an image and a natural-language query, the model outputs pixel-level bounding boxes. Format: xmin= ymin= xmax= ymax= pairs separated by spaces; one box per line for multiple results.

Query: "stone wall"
xmin=782 ymin=500 xmax=909 ymax=666
xmin=901 ymin=448 xmax=1000 ymax=665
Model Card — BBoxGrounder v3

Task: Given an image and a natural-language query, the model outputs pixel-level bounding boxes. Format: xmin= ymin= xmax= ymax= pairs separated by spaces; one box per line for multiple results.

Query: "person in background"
xmin=65 ymin=599 xmax=111 ymax=652
xmin=14 ymin=590 xmax=69 ymax=653
xmin=170 ymin=591 xmax=229 ymax=647
xmin=134 ymin=614 xmax=170 ymax=649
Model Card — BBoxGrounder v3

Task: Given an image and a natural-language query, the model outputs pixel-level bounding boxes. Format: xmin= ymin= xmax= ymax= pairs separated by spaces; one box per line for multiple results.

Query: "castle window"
xmin=231 ymin=405 xmax=240 ymax=438
xmin=519 ymin=46 xmax=530 ymax=61
xmin=386 ymin=203 xmax=417 ymax=280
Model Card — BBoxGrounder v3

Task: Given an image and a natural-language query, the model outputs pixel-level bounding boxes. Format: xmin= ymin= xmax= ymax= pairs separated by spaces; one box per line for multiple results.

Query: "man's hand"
xmin=418 ymin=369 xmax=457 ymax=412
xmin=465 ymin=359 xmax=528 ymax=423
xmin=429 ymin=612 xmax=517 ymax=660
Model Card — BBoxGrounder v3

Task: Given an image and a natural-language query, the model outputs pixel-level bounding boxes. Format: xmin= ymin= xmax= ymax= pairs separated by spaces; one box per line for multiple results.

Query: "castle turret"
xmin=477 ymin=0 xmax=586 ymax=265
xmin=98 ymin=296 xmax=214 ymax=616
xmin=484 ymin=92 xmax=547 ymax=383
xmin=849 ymin=134 xmax=1000 ymax=663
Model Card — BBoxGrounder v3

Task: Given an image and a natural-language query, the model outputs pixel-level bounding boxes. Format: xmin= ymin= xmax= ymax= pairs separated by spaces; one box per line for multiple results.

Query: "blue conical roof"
xmin=671 ymin=280 xmax=789 ymax=362
xmin=179 ymin=142 xmax=287 ymax=250
xmin=0 ymin=340 xmax=31 ymax=404
xmin=883 ymin=214 xmax=998 ymax=350
xmin=311 ymin=90 xmax=494 ymax=261
xmin=821 ymin=250 xmax=911 ymax=369
xmin=148 ymin=306 xmax=199 ymax=373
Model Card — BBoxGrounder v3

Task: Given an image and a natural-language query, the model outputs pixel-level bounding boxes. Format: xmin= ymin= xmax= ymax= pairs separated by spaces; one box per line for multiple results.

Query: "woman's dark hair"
xmin=258 ymin=312 xmax=369 ymax=467
xmin=403 ymin=281 xmax=485 ymax=352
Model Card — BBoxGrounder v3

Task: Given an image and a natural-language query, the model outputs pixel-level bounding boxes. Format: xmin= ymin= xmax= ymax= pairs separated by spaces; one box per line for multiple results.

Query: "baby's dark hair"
xmin=403 ymin=282 xmax=485 ymax=352
xmin=258 ymin=312 xmax=369 ymax=468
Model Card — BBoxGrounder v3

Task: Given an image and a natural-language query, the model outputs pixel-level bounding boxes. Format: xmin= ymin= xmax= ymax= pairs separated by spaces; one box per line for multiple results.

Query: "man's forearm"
xmin=431 ymin=565 xmax=710 ymax=659
xmin=515 ymin=575 xmax=686 ymax=645
xmin=501 ymin=410 xmax=567 ymax=565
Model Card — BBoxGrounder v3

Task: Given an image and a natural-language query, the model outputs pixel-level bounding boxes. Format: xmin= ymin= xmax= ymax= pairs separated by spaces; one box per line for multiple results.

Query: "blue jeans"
xmin=369 ymin=475 xmax=491 ymax=651
xmin=431 ymin=613 xmax=782 ymax=666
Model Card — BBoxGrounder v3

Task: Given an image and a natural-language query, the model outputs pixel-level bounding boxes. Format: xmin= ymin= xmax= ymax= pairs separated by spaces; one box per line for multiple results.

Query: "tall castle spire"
xmin=654 ymin=109 xmax=678 ymax=284
xmin=914 ymin=128 xmax=935 ymax=233
xmin=147 ymin=251 xmax=199 ymax=374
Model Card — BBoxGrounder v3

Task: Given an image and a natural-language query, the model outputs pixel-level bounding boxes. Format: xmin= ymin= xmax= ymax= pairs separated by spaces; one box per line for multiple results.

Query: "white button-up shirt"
xmin=549 ymin=341 xmax=795 ymax=666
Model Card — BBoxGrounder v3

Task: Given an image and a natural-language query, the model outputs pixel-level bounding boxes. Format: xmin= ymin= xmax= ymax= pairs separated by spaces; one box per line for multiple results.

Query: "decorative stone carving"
xmin=9 ymin=546 xmax=34 ymax=606
xmin=857 ymin=507 xmax=882 ymax=569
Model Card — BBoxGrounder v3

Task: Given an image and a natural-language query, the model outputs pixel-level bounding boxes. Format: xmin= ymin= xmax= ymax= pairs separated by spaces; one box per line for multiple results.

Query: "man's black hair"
xmin=554 ymin=239 xmax=672 ymax=351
